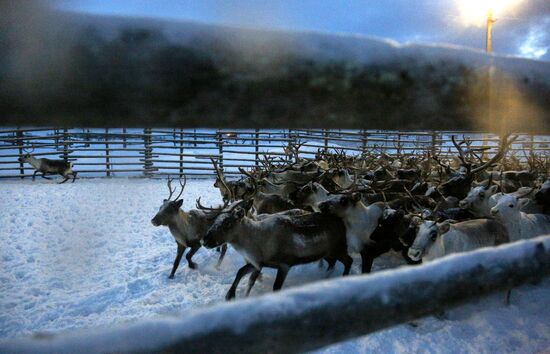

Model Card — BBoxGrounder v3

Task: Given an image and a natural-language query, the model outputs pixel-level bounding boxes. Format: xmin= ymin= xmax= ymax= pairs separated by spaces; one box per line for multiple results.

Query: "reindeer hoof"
xmin=168 ymin=274 xmax=175 ymax=279
xmin=188 ymin=262 xmax=197 ymax=270
xmin=225 ymin=291 xmax=235 ymax=301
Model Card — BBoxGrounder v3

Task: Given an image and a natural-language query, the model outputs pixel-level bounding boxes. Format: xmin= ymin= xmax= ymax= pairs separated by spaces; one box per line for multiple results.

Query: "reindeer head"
xmin=293 ymin=182 xmax=318 ymax=205
xmin=458 ymin=181 xmax=499 ymax=214
xmin=407 ymin=220 xmax=451 ymax=261
xmin=18 ymin=147 xmax=35 ymax=163
xmin=151 ymin=176 xmax=186 ymax=226
xmin=490 ymin=194 xmax=529 ymax=220
xmin=17 ymin=153 xmax=32 ymax=163
xmin=202 ymin=204 xmax=247 ymax=248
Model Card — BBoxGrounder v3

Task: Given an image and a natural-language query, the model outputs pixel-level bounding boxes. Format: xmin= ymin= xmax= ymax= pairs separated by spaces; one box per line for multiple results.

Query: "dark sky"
xmin=57 ymin=0 xmax=550 ymax=61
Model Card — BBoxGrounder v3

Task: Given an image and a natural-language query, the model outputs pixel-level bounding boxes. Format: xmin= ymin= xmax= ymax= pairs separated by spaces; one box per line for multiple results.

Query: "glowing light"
xmin=458 ymin=0 xmax=523 ymax=26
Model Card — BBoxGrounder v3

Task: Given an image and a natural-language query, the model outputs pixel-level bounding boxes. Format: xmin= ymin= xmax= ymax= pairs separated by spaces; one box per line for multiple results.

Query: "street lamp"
xmin=458 ymin=0 xmax=523 ymax=53
xmin=485 ymin=9 xmax=495 ymax=53
xmin=457 ymin=0 xmax=523 ymax=133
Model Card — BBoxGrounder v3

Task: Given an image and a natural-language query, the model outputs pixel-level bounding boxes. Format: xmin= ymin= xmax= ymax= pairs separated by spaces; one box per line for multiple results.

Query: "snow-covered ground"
xmin=1 ymin=178 xmax=549 ymax=353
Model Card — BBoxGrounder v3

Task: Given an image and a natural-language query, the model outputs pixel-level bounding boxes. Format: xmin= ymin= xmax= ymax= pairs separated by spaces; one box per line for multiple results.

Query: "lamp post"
xmin=485 ymin=10 xmax=495 ymax=53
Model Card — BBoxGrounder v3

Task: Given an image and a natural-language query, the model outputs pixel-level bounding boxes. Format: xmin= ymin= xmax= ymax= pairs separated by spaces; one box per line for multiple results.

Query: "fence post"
xmin=324 ymin=129 xmax=329 ymax=152
xmin=16 ymin=129 xmax=24 ymax=178
xmin=143 ymin=128 xmax=152 ymax=177
xmin=105 ymin=128 xmax=110 ymax=177
xmin=396 ymin=132 xmax=402 ymax=157
xmin=62 ymin=128 xmax=69 ymax=162
xmin=54 ymin=128 xmax=59 ymax=150
xmin=361 ymin=129 xmax=367 ymax=154
xmin=255 ymin=128 xmax=260 ymax=170
xmin=123 ymin=128 xmax=127 ymax=148
xmin=179 ymin=128 xmax=184 ymax=177
xmin=431 ymin=131 xmax=437 ymax=158
xmin=530 ymin=134 xmax=535 ymax=162
xmin=217 ymin=130 xmax=224 ymax=174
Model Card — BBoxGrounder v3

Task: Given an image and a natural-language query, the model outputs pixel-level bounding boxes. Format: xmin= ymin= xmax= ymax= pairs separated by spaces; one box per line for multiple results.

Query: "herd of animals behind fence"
xmin=0 ymin=128 xmax=549 ymax=180
xmin=145 ymin=132 xmax=550 ymax=300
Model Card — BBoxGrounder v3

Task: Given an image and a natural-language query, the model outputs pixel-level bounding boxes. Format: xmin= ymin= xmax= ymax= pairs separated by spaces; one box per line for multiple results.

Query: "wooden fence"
xmin=0 ymin=128 xmax=548 ymax=179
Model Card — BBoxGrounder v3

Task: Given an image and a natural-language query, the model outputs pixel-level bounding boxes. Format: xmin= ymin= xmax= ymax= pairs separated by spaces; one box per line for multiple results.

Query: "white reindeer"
xmin=490 ymin=194 xmax=550 ymax=241
xmin=318 ymin=194 xmax=385 ymax=272
xmin=459 ymin=184 xmax=501 ymax=218
xmin=408 ymin=219 xmax=509 ymax=262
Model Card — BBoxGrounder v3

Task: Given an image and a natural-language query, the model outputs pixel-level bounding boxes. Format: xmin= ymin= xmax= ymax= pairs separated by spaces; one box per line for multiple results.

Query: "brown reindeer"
xmin=151 ymin=176 xmax=228 ymax=278
xmin=202 ymin=203 xmax=352 ymax=300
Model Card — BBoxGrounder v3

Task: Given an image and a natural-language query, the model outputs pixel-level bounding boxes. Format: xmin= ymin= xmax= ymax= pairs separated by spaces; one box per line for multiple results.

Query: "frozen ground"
xmin=0 ymin=178 xmax=549 ymax=353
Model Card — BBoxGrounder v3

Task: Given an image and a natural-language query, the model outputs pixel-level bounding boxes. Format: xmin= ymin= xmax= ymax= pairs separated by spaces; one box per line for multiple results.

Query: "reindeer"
xmin=202 ymin=204 xmax=352 ymax=300
xmin=437 ymin=134 xmax=518 ymax=199
xmin=18 ymin=149 xmax=77 ymax=183
xmin=500 ymin=170 xmax=536 ymax=193
xmin=460 ymin=182 xmax=542 ymax=218
xmin=292 ymin=182 xmax=331 ymax=212
xmin=360 ymin=208 xmax=421 ymax=272
xmin=239 ymin=168 xmax=296 ymax=214
xmin=211 ymin=159 xmax=253 ymax=202
xmin=151 ymin=176 xmax=228 ymax=278
xmin=407 ymin=219 xmax=509 ymax=262
xmin=490 ymin=194 xmax=550 ymax=241
xmin=458 ymin=176 xmax=501 ymax=218
xmin=318 ymin=193 xmax=386 ymax=273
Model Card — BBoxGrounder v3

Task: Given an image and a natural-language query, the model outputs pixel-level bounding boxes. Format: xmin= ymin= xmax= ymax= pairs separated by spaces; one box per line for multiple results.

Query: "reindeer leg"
xmin=324 ymin=257 xmax=336 ymax=271
xmin=360 ymin=247 xmax=375 ymax=274
xmin=72 ymin=172 xmax=77 ymax=183
xmin=246 ymin=269 xmax=262 ymax=297
xmin=32 ymin=171 xmax=38 ymax=180
xmin=169 ymin=244 xmax=185 ymax=279
xmin=216 ymin=244 xmax=227 ymax=269
xmin=339 ymin=255 xmax=353 ymax=276
xmin=186 ymin=245 xmax=200 ymax=269
xmin=273 ymin=264 xmax=290 ymax=291
xmin=58 ymin=173 xmax=70 ymax=184
xmin=226 ymin=263 xmax=255 ymax=301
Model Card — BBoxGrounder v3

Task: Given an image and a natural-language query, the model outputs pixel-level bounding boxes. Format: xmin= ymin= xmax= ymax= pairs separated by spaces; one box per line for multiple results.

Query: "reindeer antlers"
xmin=211 ymin=158 xmax=234 ymax=201
xmin=22 ymin=145 xmax=35 ymax=154
xmin=471 ymin=133 xmax=518 ymax=174
xmin=196 ymin=197 xmax=229 ymax=212
xmin=165 ymin=175 xmax=186 ymax=201
xmin=449 ymin=133 xmax=518 ymax=175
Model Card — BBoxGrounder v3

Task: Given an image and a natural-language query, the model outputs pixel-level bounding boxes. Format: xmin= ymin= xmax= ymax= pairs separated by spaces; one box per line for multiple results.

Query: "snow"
xmin=1 ymin=178 xmax=550 ymax=353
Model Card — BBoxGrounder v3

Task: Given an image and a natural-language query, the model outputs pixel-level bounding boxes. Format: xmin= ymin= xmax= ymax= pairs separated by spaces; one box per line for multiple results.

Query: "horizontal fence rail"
xmin=0 ymin=128 xmax=549 ymax=179
xmin=1 ymin=236 xmax=549 ymax=354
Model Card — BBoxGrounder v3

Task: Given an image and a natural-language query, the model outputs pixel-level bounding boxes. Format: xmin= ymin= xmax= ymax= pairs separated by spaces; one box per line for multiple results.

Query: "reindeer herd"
xmin=149 ymin=134 xmax=550 ymax=300
xmin=15 ymin=134 xmax=550 ymax=299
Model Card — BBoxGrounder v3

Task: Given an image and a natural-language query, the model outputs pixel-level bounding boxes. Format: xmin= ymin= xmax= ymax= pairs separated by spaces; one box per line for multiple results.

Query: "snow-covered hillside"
xmin=1 ymin=178 xmax=549 ymax=353
xmin=69 ymin=12 xmax=550 ymax=83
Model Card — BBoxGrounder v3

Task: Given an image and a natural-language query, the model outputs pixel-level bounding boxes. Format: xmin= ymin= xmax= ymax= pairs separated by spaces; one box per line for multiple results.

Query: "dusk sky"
xmin=57 ymin=0 xmax=550 ymax=61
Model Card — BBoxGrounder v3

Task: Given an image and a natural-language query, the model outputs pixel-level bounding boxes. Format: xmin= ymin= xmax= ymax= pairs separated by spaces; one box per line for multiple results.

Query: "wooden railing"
xmin=0 ymin=128 xmax=548 ymax=179
xmin=1 ymin=236 xmax=549 ymax=353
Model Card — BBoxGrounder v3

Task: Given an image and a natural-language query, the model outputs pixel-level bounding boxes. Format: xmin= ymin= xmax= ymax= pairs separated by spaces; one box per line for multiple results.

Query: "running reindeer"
xmin=18 ymin=147 xmax=77 ymax=183
xmin=151 ymin=175 xmax=228 ymax=278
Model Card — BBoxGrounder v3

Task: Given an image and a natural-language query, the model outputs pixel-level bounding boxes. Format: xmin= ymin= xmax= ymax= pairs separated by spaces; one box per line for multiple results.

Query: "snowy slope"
xmin=1 ymin=178 xmax=549 ymax=353
xmin=67 ymin=12 xmax=550 ymax=83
